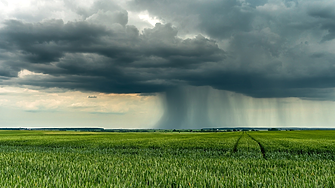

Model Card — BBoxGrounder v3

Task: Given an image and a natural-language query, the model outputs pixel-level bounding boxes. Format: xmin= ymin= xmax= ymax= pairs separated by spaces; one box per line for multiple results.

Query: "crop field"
xmin=0 ymin=130 xmax=334 ymax=187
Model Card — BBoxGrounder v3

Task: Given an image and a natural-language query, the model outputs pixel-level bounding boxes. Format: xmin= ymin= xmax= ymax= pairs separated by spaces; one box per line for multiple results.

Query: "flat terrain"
xmin=0 ymin=130 xmax=334 ymax=187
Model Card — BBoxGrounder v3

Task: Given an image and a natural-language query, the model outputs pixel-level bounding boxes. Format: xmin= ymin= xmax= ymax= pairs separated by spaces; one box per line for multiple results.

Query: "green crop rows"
xmin=0 ymin=130 xmax=334 ymax=187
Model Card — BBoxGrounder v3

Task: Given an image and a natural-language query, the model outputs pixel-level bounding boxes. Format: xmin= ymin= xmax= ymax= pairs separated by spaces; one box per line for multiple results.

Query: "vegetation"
xmin=0 ymin=130 xmax=334 ymax=187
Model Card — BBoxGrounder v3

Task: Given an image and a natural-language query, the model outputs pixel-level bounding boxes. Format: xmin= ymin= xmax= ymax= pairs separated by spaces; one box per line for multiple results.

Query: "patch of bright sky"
xmin=127 ymin=10 xmax=164 ymax=32
xmin=0 ymin=86 xmax=163 ymax=128
xmin=138 ymin=10 xmax=162 ymax=26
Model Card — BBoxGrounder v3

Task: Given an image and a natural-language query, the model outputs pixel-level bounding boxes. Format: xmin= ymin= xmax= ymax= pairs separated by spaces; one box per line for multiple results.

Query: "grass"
xmin=248 ymin=131 xmax=335 ymax=159
xmin=0 ymin=130 xmax=334 ymax=187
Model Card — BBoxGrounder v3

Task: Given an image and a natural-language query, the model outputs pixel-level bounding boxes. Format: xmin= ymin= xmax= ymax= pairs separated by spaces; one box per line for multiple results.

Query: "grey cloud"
xmin=0 ymin=19 xmax=224 ymax=93
xmin=183 ymin=70 xmax=335 ymax=100
xmin=128 ymin=0 xmax=255 ymax=39
xmin=307 ymin=3 xmax=335 ymax=19
xmin=307 ymin=3 xmax=335 ymax=42
xmin=197 ymin=1 xmax=254 ymax=39
xmin=128 ymin=0 xmax=335 ymax=45
xmin=138 ymin=93 xmax=157 ymax=96
xmin=320 ymin=22 xmax=335 ymax=42
xmin=1 ymin=0 xmax=335 ymax=101
xmin=0 ymin=19 xmax=109 ymax=63
xmin=0 ymin=50 xmax=22 ymax=78
xmin=66 ymin=0 xmax=120 ymax=16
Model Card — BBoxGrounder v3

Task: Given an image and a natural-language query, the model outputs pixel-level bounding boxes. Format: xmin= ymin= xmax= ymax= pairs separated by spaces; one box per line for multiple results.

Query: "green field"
xmin=0 ymin=130 xmax=334 ymax=187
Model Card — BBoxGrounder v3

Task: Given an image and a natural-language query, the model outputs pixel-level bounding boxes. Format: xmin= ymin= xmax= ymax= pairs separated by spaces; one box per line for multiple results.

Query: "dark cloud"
xmin=0 ymin=19 xmax=224 ymax=93
xmin=307 ymin=3 xmax=335 ymax=19
xmin=307 ymin=4 xmax=335 ymax=42
xmin=1 ymin=0 xmax=335 ymax=101
xmin=0 ymin=19 xmax=109 ymax=63
xmin=138 ymin=93 xmax=157 ymax=96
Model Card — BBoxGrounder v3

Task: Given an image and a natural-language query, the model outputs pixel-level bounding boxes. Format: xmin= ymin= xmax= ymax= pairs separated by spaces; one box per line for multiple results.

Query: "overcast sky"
xmin=1 ymin=0 xmax=335 ymax=128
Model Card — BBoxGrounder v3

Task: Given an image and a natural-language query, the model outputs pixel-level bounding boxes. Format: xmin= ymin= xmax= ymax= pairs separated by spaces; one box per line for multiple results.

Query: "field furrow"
xmin=246 ymin=133 xmax=267 ymax=159
xmin=248 ymin=130 xmax=335 ymax=159
xmin=232 ymin=132 xmax=244 ymax=153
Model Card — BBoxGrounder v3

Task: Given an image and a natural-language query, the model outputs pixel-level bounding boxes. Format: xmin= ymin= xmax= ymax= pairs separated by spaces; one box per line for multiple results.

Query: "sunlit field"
xmin=0 ymin=130 xmax=334 ymax=187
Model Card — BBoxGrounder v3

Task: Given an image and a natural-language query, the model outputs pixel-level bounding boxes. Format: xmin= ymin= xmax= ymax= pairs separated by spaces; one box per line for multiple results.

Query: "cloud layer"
xmin=1 ymin=0 xmax=335 ymax=100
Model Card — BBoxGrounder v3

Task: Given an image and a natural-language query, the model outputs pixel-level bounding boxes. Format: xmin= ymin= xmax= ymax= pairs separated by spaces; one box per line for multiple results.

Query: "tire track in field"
xmin=232 ymin=132 xmax=244 ymax=153
xmin=246 ymin=133 xmax=267 ymax=159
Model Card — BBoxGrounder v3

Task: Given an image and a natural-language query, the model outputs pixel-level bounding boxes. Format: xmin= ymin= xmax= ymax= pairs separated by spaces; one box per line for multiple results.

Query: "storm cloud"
xmin=1 ymin=0 xmax=335 ymax=101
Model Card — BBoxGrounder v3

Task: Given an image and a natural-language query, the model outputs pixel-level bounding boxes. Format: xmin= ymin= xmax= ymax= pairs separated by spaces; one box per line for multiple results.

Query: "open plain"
xmin=0 ymin=130 xmax=334 ymax=187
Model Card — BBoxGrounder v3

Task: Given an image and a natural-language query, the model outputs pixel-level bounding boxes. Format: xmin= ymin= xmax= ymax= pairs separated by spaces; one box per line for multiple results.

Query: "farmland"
xmin=0 ymin=130 xmax=334 ymax=187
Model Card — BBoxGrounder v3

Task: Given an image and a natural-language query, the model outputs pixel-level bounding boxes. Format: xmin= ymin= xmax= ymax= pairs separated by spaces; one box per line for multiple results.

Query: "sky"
xmin=1 ymin=0 xmax=335 ymax=128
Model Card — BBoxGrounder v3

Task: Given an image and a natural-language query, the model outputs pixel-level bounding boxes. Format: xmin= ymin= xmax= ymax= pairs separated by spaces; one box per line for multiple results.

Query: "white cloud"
xmin=18 ymin=69 xmax=45 ymax=78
